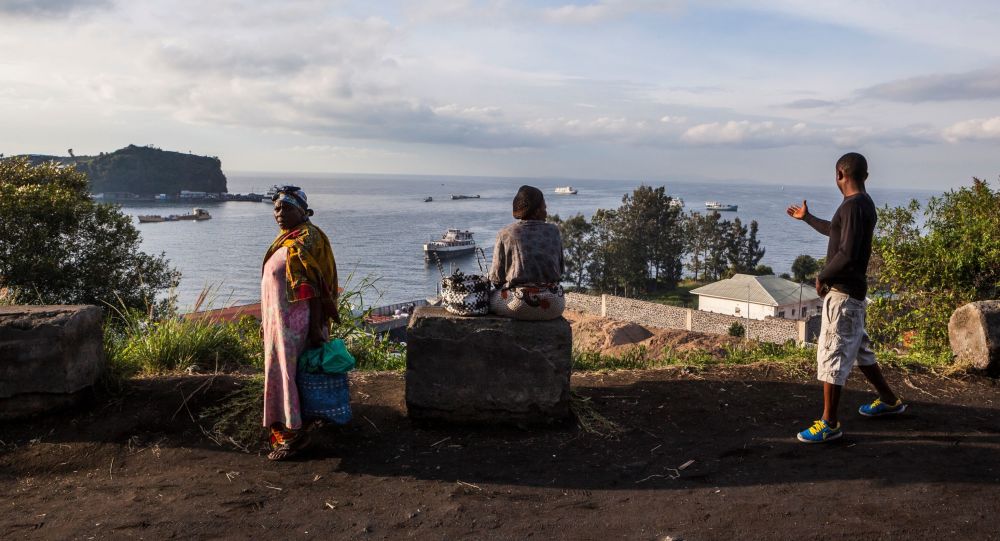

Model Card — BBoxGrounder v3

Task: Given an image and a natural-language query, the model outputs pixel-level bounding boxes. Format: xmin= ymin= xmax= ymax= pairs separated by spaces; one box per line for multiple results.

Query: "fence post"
xmin=797 ymin=319 xmax=807 ymax=345
xmin=685 ymin=308 xmax=693 ymax=331
xmin=601 ymin=294 xmax=608 ymax=318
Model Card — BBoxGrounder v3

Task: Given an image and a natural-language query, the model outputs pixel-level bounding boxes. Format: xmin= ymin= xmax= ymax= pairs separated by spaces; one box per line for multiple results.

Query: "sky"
xmin=1 ymin=0 xmax=999 ymax=188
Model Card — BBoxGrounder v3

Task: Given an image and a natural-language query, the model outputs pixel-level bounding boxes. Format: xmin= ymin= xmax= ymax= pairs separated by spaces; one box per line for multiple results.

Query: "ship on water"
xmin=554 ymin=186 xmax=578 ymax=195
xmin=138 ymin=208 xmax=212 ymax=223
xmin=450 ymin=194 xmax=481 ymax=200
xmin=705 ymin=201 xmax=738 ymax=211
xmin=423 ymin=228 xmax=476 ymax=259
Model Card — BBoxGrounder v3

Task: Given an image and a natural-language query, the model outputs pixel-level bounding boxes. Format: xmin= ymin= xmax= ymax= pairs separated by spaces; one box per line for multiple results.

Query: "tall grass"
xmin=573 ymin=340 xmax=813 ymax=372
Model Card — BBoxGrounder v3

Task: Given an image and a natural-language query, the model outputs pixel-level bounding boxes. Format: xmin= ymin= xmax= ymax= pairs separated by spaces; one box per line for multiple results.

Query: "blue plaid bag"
xmin=296 ymin=371 xmax=352 ymax=425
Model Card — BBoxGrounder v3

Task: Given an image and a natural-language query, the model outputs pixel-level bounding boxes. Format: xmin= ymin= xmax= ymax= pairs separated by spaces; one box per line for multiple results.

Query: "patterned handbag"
xmin=436 ymin=249 xmax=492 ymax=316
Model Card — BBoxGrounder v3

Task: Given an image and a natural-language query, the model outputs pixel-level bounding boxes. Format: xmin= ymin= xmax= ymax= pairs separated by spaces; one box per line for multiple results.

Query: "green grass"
xmin=639 ymin=280 xmax=704 ymax=308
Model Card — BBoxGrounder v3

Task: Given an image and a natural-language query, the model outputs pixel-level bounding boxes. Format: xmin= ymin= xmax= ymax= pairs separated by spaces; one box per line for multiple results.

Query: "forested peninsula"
xmin=25 ymin=144 xmax=227 ymax=194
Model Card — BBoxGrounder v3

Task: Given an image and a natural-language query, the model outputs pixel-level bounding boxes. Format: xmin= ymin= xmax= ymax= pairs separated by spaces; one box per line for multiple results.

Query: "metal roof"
xmin=690 ymin=274 xmax=820 ymax=307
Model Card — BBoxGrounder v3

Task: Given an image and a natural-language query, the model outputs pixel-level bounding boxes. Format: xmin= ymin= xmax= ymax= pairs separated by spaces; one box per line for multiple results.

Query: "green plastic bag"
xmin=298 ymin=338 xmax=356 ymax=374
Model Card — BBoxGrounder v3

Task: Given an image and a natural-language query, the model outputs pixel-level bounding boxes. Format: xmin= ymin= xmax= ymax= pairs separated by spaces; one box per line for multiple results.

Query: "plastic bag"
xmin=298 ymin=338 xmax=356 ymax=374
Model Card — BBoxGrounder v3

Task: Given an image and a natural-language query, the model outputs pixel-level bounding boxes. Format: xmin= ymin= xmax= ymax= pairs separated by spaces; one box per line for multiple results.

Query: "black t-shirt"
xmin=818 ymin=193 xmax=876 ymax=300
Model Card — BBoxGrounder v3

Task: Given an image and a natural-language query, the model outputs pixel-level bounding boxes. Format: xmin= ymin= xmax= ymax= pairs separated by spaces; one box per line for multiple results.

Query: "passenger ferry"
xmin=554 ymin=186 xmax=578 ymax=195
xmin=705 ymin=201 xmax=738 ymax=211
xmin=423 ymin=229 xmax=476 ymax=259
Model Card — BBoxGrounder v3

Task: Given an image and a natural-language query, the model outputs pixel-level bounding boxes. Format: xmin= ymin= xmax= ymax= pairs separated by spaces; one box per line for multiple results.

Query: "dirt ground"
xmin=563 ymin=310 xmax=742 ymax=359
xmin=2 ymin=364 xmax=999 ymax=540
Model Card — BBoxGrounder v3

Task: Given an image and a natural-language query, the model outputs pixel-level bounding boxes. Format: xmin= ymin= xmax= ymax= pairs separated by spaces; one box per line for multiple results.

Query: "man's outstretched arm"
xmin=787 ymin=200 xmax=831 ymax=236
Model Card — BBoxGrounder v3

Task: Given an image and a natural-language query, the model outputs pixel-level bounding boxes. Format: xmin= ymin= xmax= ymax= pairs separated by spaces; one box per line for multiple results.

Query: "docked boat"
xmin=450 ymin=194 xmax=481 ymax=200
xmin=424 ymin=196 xmax=433 ymax=202
xmin=705 ymin=201 xmax=738 ymax=211
xmin=137 ymin=208 xmax=212 ymax=223
xmin=554 ymin=186 xmax=578 ymax=195
xmin=423 ymin=229 xmax=476 ymax=259
xmin=264 ymin=185 xmax=280 ymax=200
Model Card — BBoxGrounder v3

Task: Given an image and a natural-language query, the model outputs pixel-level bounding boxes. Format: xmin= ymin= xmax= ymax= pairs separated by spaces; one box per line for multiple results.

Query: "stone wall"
xmin=566 ymin=292 xmax=817 ymax=345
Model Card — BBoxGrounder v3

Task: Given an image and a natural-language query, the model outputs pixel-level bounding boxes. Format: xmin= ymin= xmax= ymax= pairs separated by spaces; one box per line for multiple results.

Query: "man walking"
xmin=786 ymin=152 xmax=906 ymax=443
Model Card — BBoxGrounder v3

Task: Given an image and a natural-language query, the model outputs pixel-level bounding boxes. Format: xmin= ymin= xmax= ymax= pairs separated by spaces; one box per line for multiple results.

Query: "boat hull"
xmin=424 ymin=245 xmax=476 ymax=259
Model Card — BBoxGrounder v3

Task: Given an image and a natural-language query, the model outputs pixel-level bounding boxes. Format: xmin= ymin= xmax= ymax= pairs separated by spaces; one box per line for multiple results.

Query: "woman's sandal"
xmin=267 ymin=431 xmax=311 ymax=461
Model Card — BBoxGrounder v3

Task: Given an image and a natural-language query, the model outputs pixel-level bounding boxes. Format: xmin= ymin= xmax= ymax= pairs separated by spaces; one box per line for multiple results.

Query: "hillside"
xmin=26 ymin=145 xmax=227 ymax=194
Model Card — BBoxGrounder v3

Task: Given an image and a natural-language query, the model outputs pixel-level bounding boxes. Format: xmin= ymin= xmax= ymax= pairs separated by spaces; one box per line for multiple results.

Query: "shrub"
xmin=0 ymin=157 xmax=179 ymax=311
xmin=728 ymin=321 xmax=746 ymax=338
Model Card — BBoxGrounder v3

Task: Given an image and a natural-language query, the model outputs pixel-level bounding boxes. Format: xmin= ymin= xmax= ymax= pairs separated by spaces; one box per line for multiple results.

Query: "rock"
xmin=948 ymin=300 xmax=1000 ymax=375
xmin=605 ymin=322 xmax=653 ymax=347
xmin=0 ymin=305 xmax=105 ymax=419
xmin=405 ymin=306 xmax=572 ymax=424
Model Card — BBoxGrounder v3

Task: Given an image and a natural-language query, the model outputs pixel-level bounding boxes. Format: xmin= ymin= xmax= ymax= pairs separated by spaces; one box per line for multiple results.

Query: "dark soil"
xmin=2 ymin=366 xmax=999 ymax=540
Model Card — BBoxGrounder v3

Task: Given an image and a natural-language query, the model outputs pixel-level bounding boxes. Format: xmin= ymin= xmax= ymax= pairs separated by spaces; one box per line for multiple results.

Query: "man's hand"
xmin=786 ymin=200 xmax=809 ymax=220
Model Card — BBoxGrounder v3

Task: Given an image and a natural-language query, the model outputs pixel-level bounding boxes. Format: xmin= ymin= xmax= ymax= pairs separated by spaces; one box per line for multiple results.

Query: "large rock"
xmin=949 ymin=300 xmax=1000 ymax=375
xmin=405 ymin=306 xmax=572 ymax=424
xmin=0 ymin=305 xmax=105 ymax=419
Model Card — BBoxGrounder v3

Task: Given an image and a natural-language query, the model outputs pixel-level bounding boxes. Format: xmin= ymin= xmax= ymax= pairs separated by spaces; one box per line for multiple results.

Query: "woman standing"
xmin=261 ymin=186 xmax=339 ymax=460
xmin=488 ymin=185 xmax=566 ymax=320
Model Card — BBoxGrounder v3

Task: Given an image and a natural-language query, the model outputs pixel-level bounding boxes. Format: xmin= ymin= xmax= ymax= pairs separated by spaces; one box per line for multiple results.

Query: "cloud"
xmin=860 ymin=68 xmax=1000 ymax=102
xmin=681 ymin=120 xmax=815 ymax=148
xmin=542 ymin=0 xmax=682 ymax=24
xmin=784 ymin=98 xmax=839 ymax=109
xmin=943 ymin=117 xmax=1000 ymax=142
xmin=0 ymin=0 xmax=108 ymax=16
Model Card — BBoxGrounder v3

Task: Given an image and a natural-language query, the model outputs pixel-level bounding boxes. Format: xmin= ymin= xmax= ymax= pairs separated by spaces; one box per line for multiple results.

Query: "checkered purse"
xmin=436 ymin=249 xmax=492 ymax=316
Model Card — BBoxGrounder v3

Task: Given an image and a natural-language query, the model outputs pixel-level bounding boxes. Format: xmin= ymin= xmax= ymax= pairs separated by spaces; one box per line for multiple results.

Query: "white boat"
xmin=554 ymin=186 xmax=578 ymax=195
xmin=423 ymin=229 xmax=476 ymax=259
xmin=705 ymin=201 xmax=738 ymax=211
xmin=265 ymin=185 xmax=280 ymax=200
xmin=451 ymin=194 xmax=481 ymax=200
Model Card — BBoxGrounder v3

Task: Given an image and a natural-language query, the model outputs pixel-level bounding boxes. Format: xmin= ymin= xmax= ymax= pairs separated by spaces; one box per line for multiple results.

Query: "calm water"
xmin=123 ymin=173 xmax=933 ymax=310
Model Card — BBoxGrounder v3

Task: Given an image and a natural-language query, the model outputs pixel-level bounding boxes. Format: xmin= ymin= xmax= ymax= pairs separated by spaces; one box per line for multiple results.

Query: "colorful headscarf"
xmin=263 ymin=221 xmax=339 ymax=322
xmin=274 ymin=187 xmax=313 ymax=217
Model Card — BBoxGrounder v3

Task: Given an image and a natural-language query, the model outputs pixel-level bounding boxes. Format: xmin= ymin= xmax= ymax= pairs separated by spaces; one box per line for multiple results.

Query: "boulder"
xmin=405 ymin=306 xmax=572 ymax=424
xmin=948 ymin=300 xmax=1000 ymax=375
xmin=0 ymin=305 xmax=105 ymax=419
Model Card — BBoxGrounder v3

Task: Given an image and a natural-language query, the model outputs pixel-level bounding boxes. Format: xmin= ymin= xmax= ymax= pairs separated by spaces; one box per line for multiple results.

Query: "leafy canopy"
xmin=0 ymin=157 xmax=179 ymax=310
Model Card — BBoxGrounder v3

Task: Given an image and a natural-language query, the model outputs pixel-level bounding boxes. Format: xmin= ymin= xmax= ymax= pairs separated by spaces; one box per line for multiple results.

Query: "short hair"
xmin=836 ymin=152 xmax=868 ymax=182
xmin=512 ymin=185 xmax=545 ymax=220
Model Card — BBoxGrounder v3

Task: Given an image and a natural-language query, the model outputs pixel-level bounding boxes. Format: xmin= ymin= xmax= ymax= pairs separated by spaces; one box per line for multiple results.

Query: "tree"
xmin=0 ymin=158 xmax=179 ymax=311
xmin=791 ymin=254 xmax=819 ymax=283
xmin=867 ymin=178 xmax=1000 ymax=353
xmin=752 ymin=264 xmax=774 ymax=275
xmin=549 ymin=213 xmax=594 ymax=288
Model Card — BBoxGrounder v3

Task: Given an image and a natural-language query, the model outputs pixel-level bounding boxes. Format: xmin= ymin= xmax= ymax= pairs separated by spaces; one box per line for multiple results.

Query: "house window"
xmin=778 ymin=311 xmax=785 ymax=318
xmin=815 ymin=306 xmax=821 ymax=315
xmin=791 ymin=308 xmax=796 ymax=316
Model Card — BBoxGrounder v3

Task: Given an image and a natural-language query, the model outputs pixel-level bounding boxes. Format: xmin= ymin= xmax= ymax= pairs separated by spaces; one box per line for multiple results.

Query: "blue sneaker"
xmin=796 ymin=419 xmax=843 ymax=443
xmin=858 ymin=397 xmax=907 ymax=417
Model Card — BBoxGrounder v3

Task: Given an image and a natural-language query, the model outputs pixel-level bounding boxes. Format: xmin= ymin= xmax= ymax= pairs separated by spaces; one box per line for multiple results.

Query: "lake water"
xmin=123 ymin=173 xmax=934 ymax=310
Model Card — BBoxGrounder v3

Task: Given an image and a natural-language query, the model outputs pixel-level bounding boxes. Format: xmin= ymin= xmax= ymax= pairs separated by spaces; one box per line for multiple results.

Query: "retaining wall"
xmin=566 ymin=292 xmax=819 ymax=345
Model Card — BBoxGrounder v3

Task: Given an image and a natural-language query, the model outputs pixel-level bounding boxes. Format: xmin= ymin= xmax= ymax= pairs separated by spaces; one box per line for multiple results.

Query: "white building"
xmin=690 ymin=274 xmax=821 ymax=320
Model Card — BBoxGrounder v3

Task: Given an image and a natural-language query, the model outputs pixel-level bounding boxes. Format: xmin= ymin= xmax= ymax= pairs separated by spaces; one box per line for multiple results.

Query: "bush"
xmin=868 ymin=178 xmax=1000 ymax=353
xmin=728 ymin=321 xmax=746 ymax=338
xmin=0 ymin=157 xmax=179 ymax=311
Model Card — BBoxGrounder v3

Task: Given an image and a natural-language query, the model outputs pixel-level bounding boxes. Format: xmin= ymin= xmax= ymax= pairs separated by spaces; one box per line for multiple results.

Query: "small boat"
xmin=705 ymin=201 xmax=738 ymax=211
xmin=265 ymin=185 xmax=280 ymax=198
xmin=423 ymin=229 xmax=476 ymax=259
xmin=554 ymin=186 xmax=578 ymax=195
xmin=424 ymin=196 xmax=433 ymax=202
xmin=450 ymin=194 xmax=481 ymax=200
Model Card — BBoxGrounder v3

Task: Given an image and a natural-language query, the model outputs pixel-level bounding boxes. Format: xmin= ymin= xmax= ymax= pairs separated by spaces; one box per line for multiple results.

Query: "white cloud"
xmin=542 ymin=0 xmax=682 ymax=24
xmin=943 ymin=117 xmax=1000 ymax=142
xmin=681 ymin=120 xmax=814 ymax=148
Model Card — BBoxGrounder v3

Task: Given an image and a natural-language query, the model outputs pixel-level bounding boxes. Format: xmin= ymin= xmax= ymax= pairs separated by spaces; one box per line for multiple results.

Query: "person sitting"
xmin=487 ymin=185 xmax=566 ymax=320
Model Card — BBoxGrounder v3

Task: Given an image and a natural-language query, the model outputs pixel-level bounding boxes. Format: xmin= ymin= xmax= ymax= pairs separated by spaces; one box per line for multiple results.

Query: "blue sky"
xmin=1 ymin=0 xmax=999 ymax=187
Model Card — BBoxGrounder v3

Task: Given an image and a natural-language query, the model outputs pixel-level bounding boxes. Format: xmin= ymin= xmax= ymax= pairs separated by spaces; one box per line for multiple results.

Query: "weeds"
xmin=199 ymin=374 xmax=266 ymax=452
